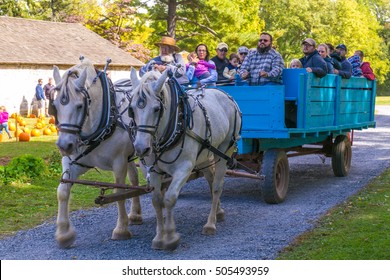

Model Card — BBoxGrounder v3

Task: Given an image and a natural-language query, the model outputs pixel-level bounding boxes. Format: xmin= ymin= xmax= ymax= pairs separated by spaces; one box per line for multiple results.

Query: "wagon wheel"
xmin=261 ymin=149 xmax=289 ymax=204
xmin=332 ymin=134 xmax=352 ymax=177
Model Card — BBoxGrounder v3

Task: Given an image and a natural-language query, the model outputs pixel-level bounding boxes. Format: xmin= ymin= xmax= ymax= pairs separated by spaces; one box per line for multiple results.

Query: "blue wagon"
xmin=220 ymin=69 xmax=376 ymax=204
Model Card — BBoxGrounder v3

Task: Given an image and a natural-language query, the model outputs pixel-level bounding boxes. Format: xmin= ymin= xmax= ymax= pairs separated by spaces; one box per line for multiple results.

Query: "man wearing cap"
xmin=239 ymin=32 xmax=284 ymax=85
xmin=238 ymin=46 xmax=249 ymax=65
xmin=140 ymin=36 xmax=187 ymax=83
xmin=211 ymin=42 xmax=230 ymax=81
xmin=334 ymin=44 xmax=352 ymax=79
xmin=299 ymin=38 xmax=328 ymax=78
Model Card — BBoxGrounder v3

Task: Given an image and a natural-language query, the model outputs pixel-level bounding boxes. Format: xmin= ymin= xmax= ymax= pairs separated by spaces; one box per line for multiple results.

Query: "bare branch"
xmin=177 ymin=16 xmax=219 ymax=37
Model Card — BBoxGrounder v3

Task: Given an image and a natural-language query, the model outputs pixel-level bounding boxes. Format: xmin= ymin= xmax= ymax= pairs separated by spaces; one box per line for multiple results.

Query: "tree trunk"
xmin=167 ymin=0 xmax=177 ymax=38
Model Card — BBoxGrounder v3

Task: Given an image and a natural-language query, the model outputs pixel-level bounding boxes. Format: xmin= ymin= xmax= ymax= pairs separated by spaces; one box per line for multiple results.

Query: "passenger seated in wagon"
xmin=239 ymin=32 xmax=284 ymax=85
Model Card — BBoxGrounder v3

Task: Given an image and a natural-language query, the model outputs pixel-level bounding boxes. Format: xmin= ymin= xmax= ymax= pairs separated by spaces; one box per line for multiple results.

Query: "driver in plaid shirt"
xmin=240 ymin=32 xmax=285 ymax=85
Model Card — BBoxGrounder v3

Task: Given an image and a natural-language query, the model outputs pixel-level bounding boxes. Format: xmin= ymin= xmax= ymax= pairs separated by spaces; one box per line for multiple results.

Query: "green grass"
xmin=376 ymin=96 xmax=390 ymax=106
xmin=0 ymin=162 xmax=115 ymax=238
xmin=278 ymin=168 xmax=390 ymax=260
xmin=0 ymin=117 xmax=142 ymax=238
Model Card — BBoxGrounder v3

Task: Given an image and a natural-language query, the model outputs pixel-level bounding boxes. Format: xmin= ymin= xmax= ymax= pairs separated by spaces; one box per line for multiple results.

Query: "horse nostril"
xmin=66 ymin=143 xmax=74 ymax=152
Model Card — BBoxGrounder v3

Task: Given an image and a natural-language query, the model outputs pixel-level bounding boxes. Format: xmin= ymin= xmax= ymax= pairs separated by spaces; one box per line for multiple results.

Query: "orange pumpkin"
xmin=35 ymin=122 xmax=43 ymax=129
xmin=10 ymin=113 xmax=17 ymax=119
xmin=8 ymin=122 xmax=16 ymax=131
xmin=49 ymin=125 xmax=57 ymax=132
xmin=29 ymin=114 xmax=36 ymax=118
xmin=31 ymin=128 xmax=41 ymax=137
xmin=19 ymin=132 xmax=31 ymax=142
xmin=19 ymin=120 xmax=27 ymax=126
xmin=23 ymin=127 xmax=31 ymax=134
xmin=0 ymin=133 xmax=2 ymax=142
xmin=49 ymin=116 xmax=56 ymax=124
xmin=43 ymin=128 xmax=52 ymax=135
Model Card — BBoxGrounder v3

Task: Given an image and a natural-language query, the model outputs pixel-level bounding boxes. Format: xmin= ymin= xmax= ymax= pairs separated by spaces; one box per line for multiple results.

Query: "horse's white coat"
xmin=53 ymin=59 xmax=142 ymax=248
xmin=130 ymin=69 xmax=242 ymax=250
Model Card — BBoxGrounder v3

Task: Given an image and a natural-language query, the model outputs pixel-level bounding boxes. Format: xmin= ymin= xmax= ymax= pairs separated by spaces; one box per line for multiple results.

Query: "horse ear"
xmin=75 ymin=68 xmax=88 ymax=90
xmin=153 ymin=70 xmax=168 ymax=93
xmin=130 ymin=67 xmax=140 ymax=88
xmin=53 ymin=66 xmax=61 ymax=85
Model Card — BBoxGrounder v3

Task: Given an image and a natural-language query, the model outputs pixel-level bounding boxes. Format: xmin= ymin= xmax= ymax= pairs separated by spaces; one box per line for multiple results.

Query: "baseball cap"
xmin=302 ymin=38 xmax=316 ymax=46
xmin=336 ymin=44 xmax=347 ymax=52
xmin=238 ymin=46 xmax=249 ymax=53
xmin=217 ymin=42 xmax=229 ymax=51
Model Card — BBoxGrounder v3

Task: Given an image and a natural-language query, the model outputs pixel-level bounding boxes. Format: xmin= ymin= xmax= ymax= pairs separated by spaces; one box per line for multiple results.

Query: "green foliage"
xmin=45 ymin=149 xmax=63 ymax=175
xmin=1 ymin=154 xmax=48 ymax=184
xmin=259 ymin=0 xmax=390 ymax=84
xmin=146 ymin=0 xmax=264 ymax=53
xmin=86 ymin=0 xmax=153 ymax=62
xmin=278 ymin=168 xmax=390 ymax=260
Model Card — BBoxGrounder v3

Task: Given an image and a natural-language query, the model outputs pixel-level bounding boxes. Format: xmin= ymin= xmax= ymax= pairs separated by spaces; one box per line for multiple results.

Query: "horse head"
xmin=129 ymin=69 xmax=169 ymax=157
xmin=53 ymin=58 xmax=103 ymax=155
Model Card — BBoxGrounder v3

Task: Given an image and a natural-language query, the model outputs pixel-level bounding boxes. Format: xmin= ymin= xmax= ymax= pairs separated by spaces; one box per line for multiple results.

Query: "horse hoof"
xmin=163 ymin=234 xmax=180 ymax=251
xmin=56 ymin=231 xmax=76 ymax=248
xmin=112 ymin=229 xmax=132 ymax=240
xmin=129 ymin=215 xmax=143 ymax=225
xmin=217 ymin=210 xmax=225 ymax=222
xmin=152 ymin=238 xmax=165 ymax=250
xmin=202 ymin=225 xmax=216 ymax=235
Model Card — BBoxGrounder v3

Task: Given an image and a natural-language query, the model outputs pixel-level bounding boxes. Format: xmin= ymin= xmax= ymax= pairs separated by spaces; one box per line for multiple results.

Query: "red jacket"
xmin=361 ymin=62 xmax=375 ymax=80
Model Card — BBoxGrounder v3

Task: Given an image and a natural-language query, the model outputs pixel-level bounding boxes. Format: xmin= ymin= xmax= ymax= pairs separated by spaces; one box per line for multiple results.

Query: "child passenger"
xmin=289 ymin=59 xmax=303 ymax=69
xmin=223 ymin=53 xmax=240 ymax=80
xmin=186 ymin=52 xmax=216 ymax=80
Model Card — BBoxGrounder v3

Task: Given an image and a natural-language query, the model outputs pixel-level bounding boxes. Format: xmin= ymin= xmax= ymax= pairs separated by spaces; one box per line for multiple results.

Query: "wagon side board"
xmin=222 ymin=70 xmax=376 ymax=153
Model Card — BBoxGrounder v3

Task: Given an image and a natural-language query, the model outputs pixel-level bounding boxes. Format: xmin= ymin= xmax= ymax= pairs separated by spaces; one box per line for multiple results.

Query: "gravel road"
xmin=1 ymin=106 xmax=389 ymax=260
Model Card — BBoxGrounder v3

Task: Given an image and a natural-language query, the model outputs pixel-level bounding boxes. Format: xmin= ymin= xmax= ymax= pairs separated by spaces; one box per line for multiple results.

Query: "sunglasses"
xmin=259 ymin=39 xmax=269 ymax=42
xmin=218 ymin=48 xmax=228 ymax=52
xmin=239 ymin=52 xmax=248 ymax=55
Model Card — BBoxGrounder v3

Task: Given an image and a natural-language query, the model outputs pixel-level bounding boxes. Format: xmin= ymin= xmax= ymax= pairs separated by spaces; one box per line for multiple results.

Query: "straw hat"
xmin=154 ymin=36 xmax=180 ymax=52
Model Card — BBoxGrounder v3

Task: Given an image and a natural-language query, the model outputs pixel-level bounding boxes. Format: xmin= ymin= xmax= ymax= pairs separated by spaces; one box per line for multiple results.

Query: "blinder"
xmin=56 ymin=71 xmax=92 ymax=135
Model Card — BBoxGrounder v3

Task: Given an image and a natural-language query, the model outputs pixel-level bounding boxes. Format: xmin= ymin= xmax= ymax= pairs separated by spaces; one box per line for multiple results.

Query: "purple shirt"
xmin=187 ymin=60 xmax=216 ymax=78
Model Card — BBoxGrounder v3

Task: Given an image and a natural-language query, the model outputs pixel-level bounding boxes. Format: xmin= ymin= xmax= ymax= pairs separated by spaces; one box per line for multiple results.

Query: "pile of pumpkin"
xmin=6 ymin=114 xmax=58 ymax=142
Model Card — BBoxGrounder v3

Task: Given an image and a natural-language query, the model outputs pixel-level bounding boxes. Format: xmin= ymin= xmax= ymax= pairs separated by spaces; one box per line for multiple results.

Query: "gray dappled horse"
xmin=129 ymin=69 xmax=242 ymax=250
xmin=53 ymin=59 xmax=142 ymax=248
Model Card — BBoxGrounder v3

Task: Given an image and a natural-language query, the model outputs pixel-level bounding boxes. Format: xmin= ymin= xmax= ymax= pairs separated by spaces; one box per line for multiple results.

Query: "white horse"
xmin=53 ymin=59 xmax=142 ymax=248
xmin=129 ymin=69 xmax=242 ymax=250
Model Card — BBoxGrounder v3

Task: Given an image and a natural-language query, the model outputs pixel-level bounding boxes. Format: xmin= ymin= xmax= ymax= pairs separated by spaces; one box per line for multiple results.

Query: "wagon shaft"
xmin=94 ymin=171 xmax=204 ymax=205
xmin=60 ymin=177 xmax=152 ymax=191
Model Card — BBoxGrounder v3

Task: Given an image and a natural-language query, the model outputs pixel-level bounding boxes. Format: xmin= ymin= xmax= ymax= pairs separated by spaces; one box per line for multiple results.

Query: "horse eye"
xmin=76 ymin=104 xmax=83 ymax=110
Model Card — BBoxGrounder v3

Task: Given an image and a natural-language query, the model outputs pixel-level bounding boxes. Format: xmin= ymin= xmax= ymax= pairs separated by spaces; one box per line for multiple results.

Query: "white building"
xmin=0 ymin=16 xmax=144 ymax=115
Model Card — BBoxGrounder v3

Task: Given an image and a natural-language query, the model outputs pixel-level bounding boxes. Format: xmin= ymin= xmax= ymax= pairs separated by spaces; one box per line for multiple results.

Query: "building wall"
xmin=0 ymin=64 xmax=133 ymax=115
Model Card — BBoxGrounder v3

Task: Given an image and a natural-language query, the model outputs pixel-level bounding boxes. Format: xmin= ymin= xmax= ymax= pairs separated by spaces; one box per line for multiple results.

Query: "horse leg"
xmin=161 ymin=168 xmax=193 ymax=250
xmin=127 ymin=161 xmax=142 ymax=225
xmin=56 ymin=157 xmax=83 ymax=248
xmin=203 ymin=166 xmax=225 ymax=222
xmin=151 ymin=174 xmax=165 ymax=250
xmin=111 ymin=165 xmax=132 ymax=240
xmin=202 ymin=160 xmax=226 ymax=235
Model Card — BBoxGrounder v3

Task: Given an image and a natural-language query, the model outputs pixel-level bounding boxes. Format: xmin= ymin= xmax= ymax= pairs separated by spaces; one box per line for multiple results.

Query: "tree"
xmin=259 ymin=0 xmax=389 ymax=83
xmin=86 ymin=0 xmax=153 ymax=61
xmin=146 ymin=0 xmax=264 ymax=53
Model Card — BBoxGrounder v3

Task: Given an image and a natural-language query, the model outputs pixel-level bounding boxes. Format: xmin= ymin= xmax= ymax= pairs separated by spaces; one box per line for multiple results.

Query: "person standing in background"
xmin=35 ymin=78 xmax=45 ymax=117
xmin=43 ymin=78 xmax=55 ymax=117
